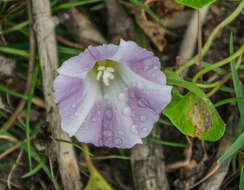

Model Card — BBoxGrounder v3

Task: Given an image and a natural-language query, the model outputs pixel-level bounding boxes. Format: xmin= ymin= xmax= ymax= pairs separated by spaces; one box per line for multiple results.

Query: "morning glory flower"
xmin=54 ymin=39 xmax=172 ymax=148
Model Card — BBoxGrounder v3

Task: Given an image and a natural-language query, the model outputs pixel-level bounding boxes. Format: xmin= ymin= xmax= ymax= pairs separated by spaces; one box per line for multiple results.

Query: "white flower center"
xmin=96 ymin=66 xmax=115 ymax=86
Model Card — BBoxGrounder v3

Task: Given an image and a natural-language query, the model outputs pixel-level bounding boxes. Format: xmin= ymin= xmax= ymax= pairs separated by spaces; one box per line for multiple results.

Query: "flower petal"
xmin=53 ymin=75 xmax=83 ymax=103
xmin=75 ymin=101 xmax=105 ymax=146
xmin=58 ymin=73 xmax=101 ymax=136
xmin=117 ymin=63 xmax=172 ymax=137
xmin=97 ymin=77 xmax=142 ymax=148
xmin=87 ymin=44 xmax=118 ymax=61
xmin=127 ymin=85 xmax=171 ymax=137
xmin=57 ymin=44 xmax=118 ymax=78
xmin=57 ymin=49 xmax=95 ymax=78
xmin=111 ymin=39 xmax=166 ymax=85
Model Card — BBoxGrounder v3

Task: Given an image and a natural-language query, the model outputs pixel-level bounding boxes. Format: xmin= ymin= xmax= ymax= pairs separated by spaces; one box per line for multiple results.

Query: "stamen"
xmin=96 ymin=66 xmax=115 ymax=86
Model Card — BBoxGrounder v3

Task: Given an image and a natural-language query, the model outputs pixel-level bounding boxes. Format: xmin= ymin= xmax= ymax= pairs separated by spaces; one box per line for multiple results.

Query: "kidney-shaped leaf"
xmin=163 ymin=90 xmax=225 ymax=141
xmin=175 ymin=0 xmax=216 ymax=9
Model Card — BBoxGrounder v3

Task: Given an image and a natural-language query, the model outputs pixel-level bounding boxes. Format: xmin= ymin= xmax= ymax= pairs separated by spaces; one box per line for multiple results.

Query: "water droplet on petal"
xmin=104 ymin=130 xmax=112 ymax=137
xmin=71 ymin=104 xmax=76 ymax=108
xmin=105 ymin=109 xmax=113 ymax=120
xmin=151 ymin=73 xmax=156 ymax=78
xmin=142 ymin=127 xmax=148 ymax=132
xmin=137 ymin=97 xmax=151 ymax=108
xmin=143 ymin=65 xmax=151 ymax=71
xmin=118 ymin=130 xmax=124 ymax=136
xmin=130 ymin=125 xmax=138 ymax=134
xmin=137 ymin=82 xmax=143 ymax=88
xmin=114 ymin=137 xmax=122 ymax=145
xmin=123 ymin=107 xmax=131 ymax=116
xmin=153 ymin=66 xmax=159 ymax=70
xmin=75 ymin=112 xmax=79 ymax=116
xmin=118 ymin=92 xmax=126 ymax=101
xmin=140 ymin=115 xmax=146 ymax=122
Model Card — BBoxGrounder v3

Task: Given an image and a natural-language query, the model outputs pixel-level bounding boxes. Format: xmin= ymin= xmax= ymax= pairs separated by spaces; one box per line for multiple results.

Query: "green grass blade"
xmin=58 ymin=45 xmax=81 ymax=55
xmin=21 ymin=145 xmax=60 ymax=190
xmin=22 ymin=158 xmax=45 ymax=178
xmin=214 ymin=97 xmax=244 ymax=107
xmin=0 ymin=47 xmax=29 ymax=58
xmin=158 ymin=118 xmax=172 ymax=126
xmin=229 ymin=33 xmax=244 ymax=133
xmin=146 ymin=137 xmax=186 ymax=147
xmin=55 ymin=138 xmax=94 ymax=156
xmin=0 ymin=85 xmax=27 ymax=100
xmin=130 ymin=0 xmax=169 ymax=33
xmin=240 ymin=163 xmax=244 ymax=190
xmin=90 ymin=3 xmax=105 ymax=11
xmin=2 ymin=20 xmax=29 ymax=34
xmin=26 ymin=64 xmax=39 ymax=170
xmin=52 ymin=0 xmax=103 ymax=12
xmin=218 ymin=131 xmax=244 ymax=164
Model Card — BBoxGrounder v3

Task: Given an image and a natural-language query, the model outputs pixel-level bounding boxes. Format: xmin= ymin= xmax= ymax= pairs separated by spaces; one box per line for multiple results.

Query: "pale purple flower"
xmin=54 ymin=39 xmax=172 ymax=148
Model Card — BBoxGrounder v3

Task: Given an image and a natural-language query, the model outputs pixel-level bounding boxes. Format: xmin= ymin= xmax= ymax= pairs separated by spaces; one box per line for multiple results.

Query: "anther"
xmin=96 ymin=66 xmax=115 ymax=86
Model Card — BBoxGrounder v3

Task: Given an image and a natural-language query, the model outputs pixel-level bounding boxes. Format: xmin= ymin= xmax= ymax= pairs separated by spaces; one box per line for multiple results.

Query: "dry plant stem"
xmin=0 ymin=135 xmax=35 ymax=161
xmin=188 ymin=108 xmax=238 ymax=190
xmin=56 ymin=34 xmax=84 ymax=50
xmin=31 ymin=0 xmax=82 ymax=189
xmin=177 ymin=0 xmax=244 ymax=74
xmin=197 ymin=9 xmax=202 ymax=67
xmin=49 ymin=150 xmax=59 ymax=190
xmin=131 ymin=126 xmax=169 ymax=190
xmin=1 ymin=0 xmax=36 ymax=131
xmin=105 ymin=0 xmax=136 ymax=42
xmin=178 ymin=6 xmax=209 ymax=61
xmin=166 ymin=136 xmax=194 ymax=172
xmin=63 ymin=6 xmax=106 ymax=44
xmin=7 ymin=149 xmax=23 ymax=190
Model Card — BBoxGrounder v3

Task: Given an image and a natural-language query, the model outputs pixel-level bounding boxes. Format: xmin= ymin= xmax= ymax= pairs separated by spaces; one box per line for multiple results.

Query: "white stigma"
xmin=96 ymin=66 xmax=115 ymax=86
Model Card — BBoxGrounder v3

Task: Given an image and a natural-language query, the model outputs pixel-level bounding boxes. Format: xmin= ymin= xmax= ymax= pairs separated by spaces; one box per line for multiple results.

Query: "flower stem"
xmin=176 ymin=0 xmax=244 ymax=75
xmin=192 ymin=43 xmax=244 ymax=82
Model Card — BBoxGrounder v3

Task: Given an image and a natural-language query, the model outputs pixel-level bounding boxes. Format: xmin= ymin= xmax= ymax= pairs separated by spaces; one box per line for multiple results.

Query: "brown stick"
xmin=31 ymin=0 xmax=82 ymax=189
xmin=131 ymin=126 xmax=170 ymax=190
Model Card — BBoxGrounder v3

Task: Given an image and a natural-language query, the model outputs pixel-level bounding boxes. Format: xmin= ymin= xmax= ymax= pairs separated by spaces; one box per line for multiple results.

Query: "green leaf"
xmin=84 ymin=167 xmax=113 ymax=190
xmin=163 ymin=90 xmax=225 ymax=141
xmin=175 ymin=0 xmax=216 ymax=9
xmin=164 ymin=69 xmax=207 ymax=98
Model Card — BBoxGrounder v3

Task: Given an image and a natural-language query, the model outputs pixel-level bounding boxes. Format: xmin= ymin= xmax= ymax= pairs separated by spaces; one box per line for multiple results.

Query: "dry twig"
xmin=31 ymin=0 xmax=82 ymax=189
xmin=131 ymin=126 xmax=169 ymax=190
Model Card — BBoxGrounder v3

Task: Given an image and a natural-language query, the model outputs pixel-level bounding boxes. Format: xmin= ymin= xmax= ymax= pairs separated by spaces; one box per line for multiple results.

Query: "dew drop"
xmin=104 ymin=130 xmax=112 ymax=137
xmin=118 ymin=92 xmax=126 ymax=101
xmin=140 ymin=115 xmax=146 ymax=122
xmin=130 ymin=125 xmax=137 ymax=134
xmin=105 ymin=109 xmax=113 ymax=120
xmin=143 ymin=65 xmax=151 ymax=71
xmin=151 ymin=73 xmax=156 ymax=78
xmin=114 ymin=137 xmax=122 ymax=145
xmin=74 ymin=112 xmax=79 ymax=116
xmin=123 ymin=107 xmax=131 ymax=116
xmin=153 ymin=66 xmax=159 ymax=70
xmin=137 ymin=82 xmax=143 ymax=88
xmin=142 ymin=127 xmax=148 ymax=132
xmin=118 ymin=130 xmax=124 ymax=136
xmin=137 ymin=98 xmax=150 ymax=108
xmin=71 ymin=104 xmax=76 ymax=108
